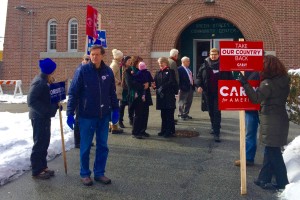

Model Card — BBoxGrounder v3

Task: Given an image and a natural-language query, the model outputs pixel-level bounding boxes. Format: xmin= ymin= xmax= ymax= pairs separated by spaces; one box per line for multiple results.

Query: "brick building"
xmin=1 ymin=0 xmax=300 ymax=92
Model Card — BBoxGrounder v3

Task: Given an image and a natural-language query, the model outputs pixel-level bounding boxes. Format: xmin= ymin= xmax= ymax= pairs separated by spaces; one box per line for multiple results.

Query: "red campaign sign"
xmin=218 ymin=80 xmax=260 ymax=110
xmin=86 ymin=5 xmax=98 ymax=39
xmin=219 ymin=41 xmax=263 ymax=71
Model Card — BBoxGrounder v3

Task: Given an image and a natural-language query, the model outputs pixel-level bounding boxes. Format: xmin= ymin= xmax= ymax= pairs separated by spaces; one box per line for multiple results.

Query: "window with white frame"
xmin=48 ymin=19 xmax=57 ymax=52
xmin=68 ymin=18 xmax=78 ymax=51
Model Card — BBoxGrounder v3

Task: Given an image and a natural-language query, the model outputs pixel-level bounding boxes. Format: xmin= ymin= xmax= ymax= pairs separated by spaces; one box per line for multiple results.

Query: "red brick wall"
xmin=2 ymin=0 xmax=299 ymax=93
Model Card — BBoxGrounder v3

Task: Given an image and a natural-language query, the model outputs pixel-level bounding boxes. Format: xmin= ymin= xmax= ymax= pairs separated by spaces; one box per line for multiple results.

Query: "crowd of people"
xmin=27 ymin=45 xmax=291 ymax=191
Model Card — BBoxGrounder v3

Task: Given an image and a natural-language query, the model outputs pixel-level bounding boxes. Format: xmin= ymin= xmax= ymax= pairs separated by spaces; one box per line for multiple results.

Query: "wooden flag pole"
xmin=58 ymin=102 xmax=68 ymax=174
xmin=240 ymin=75 xmax=247 ymax=195
xmin=238 ymin=38 xmax=247 ymax=195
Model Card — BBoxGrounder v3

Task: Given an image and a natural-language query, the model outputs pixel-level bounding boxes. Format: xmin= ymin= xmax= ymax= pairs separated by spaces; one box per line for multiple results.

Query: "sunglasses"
xmin=85 ymin=58 xmax=90 ymax=61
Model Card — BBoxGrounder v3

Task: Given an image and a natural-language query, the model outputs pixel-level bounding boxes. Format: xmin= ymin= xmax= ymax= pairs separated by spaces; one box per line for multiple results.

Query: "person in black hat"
xmin=27 ymin=58 xmax=60 ymax=180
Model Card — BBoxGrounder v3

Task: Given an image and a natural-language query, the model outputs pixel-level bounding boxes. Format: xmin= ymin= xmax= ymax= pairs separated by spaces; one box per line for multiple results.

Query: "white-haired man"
xmin=177 ymin=56 xmax=195 ymax=120
xmin=168 ymin=49 xmax=180 ymax=125
xmin=168 ymin=49 xmax=179 ymax=85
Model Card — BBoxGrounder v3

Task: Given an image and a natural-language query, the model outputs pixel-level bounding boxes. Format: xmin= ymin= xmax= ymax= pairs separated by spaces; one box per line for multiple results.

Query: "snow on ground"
xmin=0 ymin=95 xmax=73 ymax=185
xmin=280 ymin=136 xmax=300 ymax=200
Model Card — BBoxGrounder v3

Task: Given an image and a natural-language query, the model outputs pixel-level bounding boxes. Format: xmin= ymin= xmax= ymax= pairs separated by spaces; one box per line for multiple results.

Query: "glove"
xmin=111 ymin=109 xmax=119 ymax=125
xmin=238 ymin=72 xmax=248 ymax=86
xmin=157 ymin=86 xmax=164 ymax=98
xmin=67 ymin=115 xmax=75 ymax=130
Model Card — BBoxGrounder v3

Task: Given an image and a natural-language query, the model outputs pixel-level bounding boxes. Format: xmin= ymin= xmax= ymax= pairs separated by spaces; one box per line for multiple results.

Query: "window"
xmin=47 ymin=19 xmax=57 ymax=52
xmin=68 ymin=18 xmax=78 ymax=51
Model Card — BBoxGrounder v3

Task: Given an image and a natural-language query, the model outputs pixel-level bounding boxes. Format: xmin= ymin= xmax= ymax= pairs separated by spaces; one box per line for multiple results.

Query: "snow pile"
xmin=0 ymin=111 xmax=73 ymax=185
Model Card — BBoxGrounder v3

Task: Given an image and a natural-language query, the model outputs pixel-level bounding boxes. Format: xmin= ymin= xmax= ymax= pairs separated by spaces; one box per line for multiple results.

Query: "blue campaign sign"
xmin=50 ymin=81 xmax=66 ymax=104
xmin=87 ymin=30 xmax=107 ymax=54
xmin=99 ymin=30 xmax=107 ymax=48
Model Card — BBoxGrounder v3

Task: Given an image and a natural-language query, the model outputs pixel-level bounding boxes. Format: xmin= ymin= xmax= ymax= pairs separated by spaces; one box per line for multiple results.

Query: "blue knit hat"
xmin=39 ymin=58 xmax=56 ymax=75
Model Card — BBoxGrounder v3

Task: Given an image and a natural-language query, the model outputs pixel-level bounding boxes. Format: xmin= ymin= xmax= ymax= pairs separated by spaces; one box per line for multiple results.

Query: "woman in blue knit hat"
xmin=27 ymin=58 xmax=60 ymax=179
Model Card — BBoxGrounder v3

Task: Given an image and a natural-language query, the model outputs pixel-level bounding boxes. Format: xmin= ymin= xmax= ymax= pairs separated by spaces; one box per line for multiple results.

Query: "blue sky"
xmin=0 ymin=0 xmax=8 ymax=50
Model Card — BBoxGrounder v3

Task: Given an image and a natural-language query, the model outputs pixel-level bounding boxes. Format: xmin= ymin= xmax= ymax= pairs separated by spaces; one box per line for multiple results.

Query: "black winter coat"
xmin=125 ymin=67 xmax=153 ymax=106
xmin=195 ymin=57 xmax=233 ymax=96
xmin=154 ymin=68 xmax=178 ymax=110
xmin=27 ymin=73 xmax=58 ymax=119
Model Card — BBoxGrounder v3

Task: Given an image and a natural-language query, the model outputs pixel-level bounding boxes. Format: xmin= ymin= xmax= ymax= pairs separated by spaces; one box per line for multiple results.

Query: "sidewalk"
xmin=0 ymin=97 xmax=298 ymax=200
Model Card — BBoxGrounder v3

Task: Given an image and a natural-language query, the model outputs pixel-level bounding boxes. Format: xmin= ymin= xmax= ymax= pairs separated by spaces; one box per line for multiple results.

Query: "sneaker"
xmin=179 ymin=116 xmax=187 ymax=120
xmin=214 ymin=135 xmax=221 ymax=143
xmin=163 ymin=133 xmax=176 ymax=138
xmin=234 ymin=160 xmax=254 ymax=167
xmin=32 ymin=171 xmax=51 ymax=180
xmin=142 ymin=132 xmax=150 ymax=137
xmin=186 ymin=115 xmax=193 ymax=119
xmin=94 ymin=176 xmax=111 ymax=185
xmin=132 ymin=135 xmax=143 ymax=139
xmin=119 ymin=121 xmax=125 ymax=128
xmin=254 ymin=180 xmax=276 ymax=190
xmin=158 ymin=132 xmax=164 ymax=137
xmin=81 ymin=177 xmax=93 ymax=186
xmin=44 ymin=168 xmax=55 ymax=176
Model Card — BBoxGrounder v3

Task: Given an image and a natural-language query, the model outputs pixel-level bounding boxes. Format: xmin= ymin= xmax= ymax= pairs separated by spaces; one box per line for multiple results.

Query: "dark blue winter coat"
xmin=27 ymin=73 xmax=58 ymax=119
xmin=67 ymin=61 xmax=119 ymax=118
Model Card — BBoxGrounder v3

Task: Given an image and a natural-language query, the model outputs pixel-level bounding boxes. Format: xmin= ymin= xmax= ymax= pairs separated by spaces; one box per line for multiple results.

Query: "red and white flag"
xmin=86 ymin=5 xmax=98 ymax=39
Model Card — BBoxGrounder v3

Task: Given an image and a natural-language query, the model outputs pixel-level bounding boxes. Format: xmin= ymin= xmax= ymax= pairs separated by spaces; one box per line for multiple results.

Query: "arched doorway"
xmin=176 ymin=18 xmax=244 ymax=75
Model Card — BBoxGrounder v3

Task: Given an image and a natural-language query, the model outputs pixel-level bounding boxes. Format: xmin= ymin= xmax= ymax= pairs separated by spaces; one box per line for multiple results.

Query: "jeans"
xmin=245 ymin=111 xmax=259 ymax=162
xmin=74 ymin=108 xmax=80 ymax=146
xmin=258 ymin=146 xmax=289 ymax=188
xmin=30 ymin=118 xmax=51 ymax=176
xmin=79 ymin=114 xmax=110 ymax=178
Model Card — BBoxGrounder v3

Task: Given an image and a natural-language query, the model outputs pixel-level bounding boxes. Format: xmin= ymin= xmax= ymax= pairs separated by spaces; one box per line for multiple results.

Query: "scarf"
xmin=206 ymin=58 xmax=220 ymax=70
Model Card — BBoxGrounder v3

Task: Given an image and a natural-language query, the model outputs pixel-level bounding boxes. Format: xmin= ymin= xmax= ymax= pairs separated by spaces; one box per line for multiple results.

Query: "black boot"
xmin=119 ymin=121 xmax=125 ymax=128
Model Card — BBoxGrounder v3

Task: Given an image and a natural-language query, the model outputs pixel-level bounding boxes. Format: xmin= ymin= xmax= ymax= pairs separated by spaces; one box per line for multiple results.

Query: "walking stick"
xmin=58 ymin=102 xmax=68 ymax=174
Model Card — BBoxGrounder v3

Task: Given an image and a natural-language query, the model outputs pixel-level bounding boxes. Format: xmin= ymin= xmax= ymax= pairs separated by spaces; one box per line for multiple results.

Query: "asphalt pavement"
xmin=0 ymin=97 xmax=299 ymax=200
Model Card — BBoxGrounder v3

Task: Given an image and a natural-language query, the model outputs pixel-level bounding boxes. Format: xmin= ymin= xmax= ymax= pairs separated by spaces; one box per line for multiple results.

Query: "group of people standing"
xmin=27 ymin=44 xmax=291 ymax=191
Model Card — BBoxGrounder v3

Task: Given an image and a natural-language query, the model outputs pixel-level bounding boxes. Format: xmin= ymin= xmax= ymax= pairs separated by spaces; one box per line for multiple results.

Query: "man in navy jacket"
xmin=67 ymin=45 xmax=119 ymax=186
xmin=178 ymin=56 xmax=195 ymax=120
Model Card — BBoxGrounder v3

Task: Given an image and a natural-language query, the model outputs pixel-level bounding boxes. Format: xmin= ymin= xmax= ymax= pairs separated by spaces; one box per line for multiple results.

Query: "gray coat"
xmin=243 ymin=75 xmax=290 ymax=147
xmin=168 ymin=58 xmax=179 ymax=84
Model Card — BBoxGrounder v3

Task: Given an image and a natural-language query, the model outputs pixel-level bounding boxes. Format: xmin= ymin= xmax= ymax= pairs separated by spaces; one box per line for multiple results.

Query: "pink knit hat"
xmin=138 ymin=62 xmax=147 ymax=70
